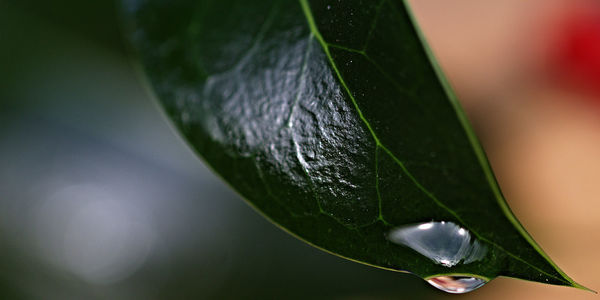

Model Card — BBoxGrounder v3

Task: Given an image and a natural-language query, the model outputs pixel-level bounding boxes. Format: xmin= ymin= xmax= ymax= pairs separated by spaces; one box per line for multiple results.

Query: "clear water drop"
xmin=387 ymin=221 xmax=487 ymax=267
xmin=427 ymin=276 xmax=488 ymax=294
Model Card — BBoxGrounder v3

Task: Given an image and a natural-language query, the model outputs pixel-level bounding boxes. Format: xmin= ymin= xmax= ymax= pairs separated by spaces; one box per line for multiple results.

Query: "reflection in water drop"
xmin=387 ymin=221 xmax=487 ymax=267
xmin=427 ymin=276 xmax=488 ymax=294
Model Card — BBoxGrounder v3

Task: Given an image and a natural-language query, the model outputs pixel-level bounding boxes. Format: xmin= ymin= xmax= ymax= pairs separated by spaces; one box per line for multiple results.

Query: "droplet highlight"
xmin=427 ymin=276 xmax=488 ymax=294
xmin=387 ymin=221 xmax=487 ymax=267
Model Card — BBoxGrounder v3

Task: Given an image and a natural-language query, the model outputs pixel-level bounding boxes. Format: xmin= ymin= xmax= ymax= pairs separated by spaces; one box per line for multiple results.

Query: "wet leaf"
xmin=121 ymin=0 xmax=587 ymax=290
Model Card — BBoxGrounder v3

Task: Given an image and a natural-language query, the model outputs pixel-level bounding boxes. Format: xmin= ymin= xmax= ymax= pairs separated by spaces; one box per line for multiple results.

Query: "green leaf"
xmin=120 ymin=0 xmax=588 ymax=290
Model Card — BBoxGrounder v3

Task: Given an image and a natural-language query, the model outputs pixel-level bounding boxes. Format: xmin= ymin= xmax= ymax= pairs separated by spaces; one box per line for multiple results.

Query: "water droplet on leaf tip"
xmin=387 ymin=221 xmax=487 ymax=267
xmin=427 ymin=276 xmax=488 ymax=294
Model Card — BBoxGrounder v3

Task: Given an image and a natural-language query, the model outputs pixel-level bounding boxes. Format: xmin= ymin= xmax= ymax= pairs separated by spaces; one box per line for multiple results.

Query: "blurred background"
xmin=0 ymin=0 xmax=598 ymax=299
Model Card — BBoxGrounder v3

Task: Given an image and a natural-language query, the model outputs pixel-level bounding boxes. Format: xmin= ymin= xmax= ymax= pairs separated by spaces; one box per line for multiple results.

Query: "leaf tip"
xmin=571 ymin=281 xmax=596 ymax=294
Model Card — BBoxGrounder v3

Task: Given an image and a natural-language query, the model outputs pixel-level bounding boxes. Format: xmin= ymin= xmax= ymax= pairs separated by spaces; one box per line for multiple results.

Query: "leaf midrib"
xmin=298 ymin=0 xmax=575 ymax=286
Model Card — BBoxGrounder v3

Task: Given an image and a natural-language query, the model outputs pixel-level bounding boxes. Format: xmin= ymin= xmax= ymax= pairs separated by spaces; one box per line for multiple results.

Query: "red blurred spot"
xmin=553 ymin=5 xmax=600 ymax=98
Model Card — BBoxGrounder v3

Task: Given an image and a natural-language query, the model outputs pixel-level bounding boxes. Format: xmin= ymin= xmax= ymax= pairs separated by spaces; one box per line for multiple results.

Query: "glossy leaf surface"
xmin=121 ymin=0 xmax=584 ymax=288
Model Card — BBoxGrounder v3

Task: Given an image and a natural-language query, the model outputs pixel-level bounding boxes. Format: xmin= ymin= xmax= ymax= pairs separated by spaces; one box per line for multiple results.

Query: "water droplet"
xmin=387 ymin=221 xmax=487 ymax=267
xmin=427 ymin=276 xmax=488 ymax=294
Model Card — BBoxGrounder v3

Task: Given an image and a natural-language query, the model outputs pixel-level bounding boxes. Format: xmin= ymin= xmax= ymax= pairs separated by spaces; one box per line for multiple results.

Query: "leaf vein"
xmin=300 ymin=0 xmax=571 ymax=285
xmin=286 ymin=33 xmax=315 ymax=128
xmin=362 ymin=0 xmax=387 ymax=52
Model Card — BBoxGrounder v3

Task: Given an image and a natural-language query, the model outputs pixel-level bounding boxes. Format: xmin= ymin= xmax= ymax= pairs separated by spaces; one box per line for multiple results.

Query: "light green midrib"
xmin=298 ymin=0 xmax=577 ymax=288
xmin=399 ymin=0 xmax=587 ymax=290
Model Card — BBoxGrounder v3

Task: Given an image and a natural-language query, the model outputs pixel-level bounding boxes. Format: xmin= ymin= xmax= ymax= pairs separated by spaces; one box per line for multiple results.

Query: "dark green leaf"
xmin=120 ymin=0 xmax=587 ymax=290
